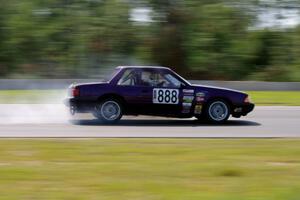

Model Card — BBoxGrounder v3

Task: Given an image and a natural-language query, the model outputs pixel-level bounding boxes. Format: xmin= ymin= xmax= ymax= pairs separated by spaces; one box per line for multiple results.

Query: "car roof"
xmin=117 ymin=66 xmax=171 ymax=70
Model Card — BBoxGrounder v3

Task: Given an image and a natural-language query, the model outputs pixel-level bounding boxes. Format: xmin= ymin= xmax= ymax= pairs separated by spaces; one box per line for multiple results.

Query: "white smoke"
xmin=0 ymin=104 xmax=70 ymax=124
xmin=0 ymin=93 xmax=71 ymax=124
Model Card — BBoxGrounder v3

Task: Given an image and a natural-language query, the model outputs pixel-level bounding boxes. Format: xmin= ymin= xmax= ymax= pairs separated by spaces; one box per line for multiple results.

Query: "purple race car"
xmin=65 ymin=66 xmax=254 ymax=123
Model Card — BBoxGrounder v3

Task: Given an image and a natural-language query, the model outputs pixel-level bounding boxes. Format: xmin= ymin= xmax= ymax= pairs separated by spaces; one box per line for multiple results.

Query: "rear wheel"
xmin=93 ymin=99 xmax=123 ymax=123
xmin=205 ymin=100 xmax=230 ymax=123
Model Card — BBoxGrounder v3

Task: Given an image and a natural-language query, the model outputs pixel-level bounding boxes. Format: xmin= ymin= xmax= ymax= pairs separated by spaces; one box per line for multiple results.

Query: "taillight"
xmin=244 ymin=96 xmax=251 ymax=103
xmin=72 ymin=87 xmax=80 ymax=97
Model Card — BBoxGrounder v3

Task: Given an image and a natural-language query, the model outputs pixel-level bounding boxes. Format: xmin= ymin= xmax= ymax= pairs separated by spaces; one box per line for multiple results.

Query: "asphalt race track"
xmin=0 ymin=104 xmax=299 ymax=137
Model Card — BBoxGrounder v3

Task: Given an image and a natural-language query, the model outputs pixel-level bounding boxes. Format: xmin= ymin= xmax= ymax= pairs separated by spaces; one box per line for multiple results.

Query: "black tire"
xmin=204 ymin=99 xmax=230 ymax=124
xmin=93 ymin=98 xmax=123 ymax=123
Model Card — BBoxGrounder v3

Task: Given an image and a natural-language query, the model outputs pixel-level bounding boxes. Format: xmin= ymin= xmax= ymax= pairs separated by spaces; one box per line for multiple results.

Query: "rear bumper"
xmin=64 ymin=97 xmax=96 ymax=114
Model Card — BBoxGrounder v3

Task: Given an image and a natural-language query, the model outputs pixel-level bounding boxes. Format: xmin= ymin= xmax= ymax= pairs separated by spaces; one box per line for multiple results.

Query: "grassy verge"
xmin=0 ymin=139 xmax=300 ymax=200
xmin=247 ymin=91 xmax=300 ymax=106
xmin=0 ymin=90 xmax=299 ymax=105
xmin=0 ymin=90 xmax=65 ymax=104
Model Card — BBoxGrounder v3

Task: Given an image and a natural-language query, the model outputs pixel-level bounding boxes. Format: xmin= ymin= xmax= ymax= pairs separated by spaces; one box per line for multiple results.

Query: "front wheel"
xmin=93 ymin=99 xmax=123 ymax=123
xmin=204 ymin=100 xmax=230 ymax=123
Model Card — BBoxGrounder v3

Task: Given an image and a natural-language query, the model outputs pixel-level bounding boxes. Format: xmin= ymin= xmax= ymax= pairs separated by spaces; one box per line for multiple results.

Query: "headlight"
xmin=244 ymin=96 xmax=251 ymax=103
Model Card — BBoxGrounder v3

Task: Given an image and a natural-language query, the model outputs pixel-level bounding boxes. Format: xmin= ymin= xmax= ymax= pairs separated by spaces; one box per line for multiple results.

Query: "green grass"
xmin=248 ymin=91 xmax=300 ymax=106
xmin=0 ymin=90 xmax=299 ymax=105
xmin=0 ymin=139 xmax=300 ymax=200
xmin=0 ymin=90 xmax=65 ymax=104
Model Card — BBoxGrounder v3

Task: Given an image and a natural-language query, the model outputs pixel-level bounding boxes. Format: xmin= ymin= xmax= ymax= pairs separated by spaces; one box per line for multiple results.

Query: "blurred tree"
xmin=249 ymin=30 xmax=295 ymax=81
xmin=183 ymin=3 xmax=251 ymax=79
xmin=0 ymin=0 xmax=135 ymax=77
xmin=132 ymin=0 xmax=187 ymax=74
xmin=290 ymin=27 xmax=300 ymax=81
xmin=0 ymin=1 xmax=10 ymax=76
xmin=86 ymin=0 xmax=135 ymax=67
xmin=0 ymin=0 xmax=300 ymax=81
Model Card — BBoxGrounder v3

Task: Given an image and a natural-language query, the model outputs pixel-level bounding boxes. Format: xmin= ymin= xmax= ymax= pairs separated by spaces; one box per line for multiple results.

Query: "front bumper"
xmin=242 ymin=103 xmax=255 ymax=115
xmin=232 ymin=103 xmax=255 ymax=117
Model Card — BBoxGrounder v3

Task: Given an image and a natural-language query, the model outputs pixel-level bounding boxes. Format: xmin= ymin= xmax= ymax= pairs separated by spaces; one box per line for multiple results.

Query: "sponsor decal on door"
xmin=183 ymin=96 xmax=194 ymax=103
xmin=183 ymin=89 xmax=194 ymax=94
xmin=194 ymin=105 xmax=203 ymax=114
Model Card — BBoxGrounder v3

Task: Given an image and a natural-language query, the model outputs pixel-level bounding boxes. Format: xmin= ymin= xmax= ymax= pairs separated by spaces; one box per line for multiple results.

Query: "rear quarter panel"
xmin=78 ymin=83 xmax=118 ymax=101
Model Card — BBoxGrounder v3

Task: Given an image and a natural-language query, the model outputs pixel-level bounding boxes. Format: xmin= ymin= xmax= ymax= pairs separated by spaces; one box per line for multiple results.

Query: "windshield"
xmin=164 ymin=74 xmax=183 ymax=88
xmin=170 ymin=70 xmax=191 ymax=86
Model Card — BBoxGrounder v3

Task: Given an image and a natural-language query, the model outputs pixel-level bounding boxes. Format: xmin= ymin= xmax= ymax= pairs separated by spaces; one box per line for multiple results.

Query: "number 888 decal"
xmin=153 ymin=88 xmax=179 ymax=104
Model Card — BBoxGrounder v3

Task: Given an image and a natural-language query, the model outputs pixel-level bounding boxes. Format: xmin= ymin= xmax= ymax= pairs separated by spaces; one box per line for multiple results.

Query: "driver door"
xmin=139 ymin=69 xmax=183 ymax=116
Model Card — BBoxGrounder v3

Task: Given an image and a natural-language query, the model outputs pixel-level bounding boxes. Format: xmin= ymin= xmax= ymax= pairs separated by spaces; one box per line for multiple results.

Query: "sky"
xmin=130 ymin=4 xmax=300 ymax=29
xmin=254 ymin=6 xmax=300 ymax=29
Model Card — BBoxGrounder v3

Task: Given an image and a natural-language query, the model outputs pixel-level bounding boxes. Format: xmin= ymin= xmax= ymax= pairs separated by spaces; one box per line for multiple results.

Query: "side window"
xmin=139 ymin=71 xmax=165 ymax=87
xmin=140 ymin=71 xmax=156 ymax=86
xmin=138 ymin=70 xmax=183 ymax=88
xmin=117 ymin=69 xmax=138 ymax=86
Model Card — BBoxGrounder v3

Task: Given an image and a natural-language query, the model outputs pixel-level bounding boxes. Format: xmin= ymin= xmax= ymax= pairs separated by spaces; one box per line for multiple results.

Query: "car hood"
xmin=192 ymin=84 xmax=247 ymax=95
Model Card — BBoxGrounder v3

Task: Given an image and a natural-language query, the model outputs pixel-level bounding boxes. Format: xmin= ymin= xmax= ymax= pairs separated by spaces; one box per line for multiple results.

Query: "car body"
xmin=65 ymin=66 xmax=254 ymax=123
